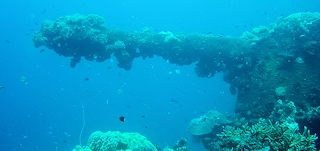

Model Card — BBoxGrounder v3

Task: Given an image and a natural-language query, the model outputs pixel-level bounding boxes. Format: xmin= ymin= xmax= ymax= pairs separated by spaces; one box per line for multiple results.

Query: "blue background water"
xmin=0 ymin=0 xmax=319 ymax=150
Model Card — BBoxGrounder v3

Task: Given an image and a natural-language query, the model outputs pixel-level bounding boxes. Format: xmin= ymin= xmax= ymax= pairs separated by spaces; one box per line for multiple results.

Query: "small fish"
xmin=4 ymin=40 xmax=11 ymax=43
xmin=35 ymin=22 xmax=38 ymax=25
xmin=84 ymin=77 xmax=89 ymax=81
xmin=20 ymin=76 xmax=27 ymax=82
xmin=141 ymin=115 xmax=146 ymax=118
xmin=107 ymin=66 xmax=111 ymax=69
xmin=41 ymin=10 xmax=47 ymax=14
xmin=40 ymin=49 xmax=45 ymax=53
xmin=0 ymin=86 xmax=4 ymax=90
xmin=170 ymin=98 xmax=179 ymax=103
xmin=119 ymin=116 xmax=125 ymax=122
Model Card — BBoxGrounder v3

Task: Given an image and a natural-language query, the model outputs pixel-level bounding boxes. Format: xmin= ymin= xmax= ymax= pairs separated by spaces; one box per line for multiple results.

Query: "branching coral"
xmin=216 ymin=118 xmax=318 ymax=151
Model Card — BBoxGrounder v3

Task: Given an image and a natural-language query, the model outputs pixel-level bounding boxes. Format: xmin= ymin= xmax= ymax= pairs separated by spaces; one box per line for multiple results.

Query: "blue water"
xmin=1 ymin=0 xmax=319 ymax=151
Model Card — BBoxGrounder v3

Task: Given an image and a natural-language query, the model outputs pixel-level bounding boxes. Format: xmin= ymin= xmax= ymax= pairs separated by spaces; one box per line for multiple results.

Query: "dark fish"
xmin=35 ymin=22 xmax=38 ymax=25
xmin=170 ymin=98 xmax=179 ymax=103
xmin=41 ymin=10 xmax=47 ymax=14
xmin=0 ymin=86 xmax=4 ymax=90
xmin=229 ymin=85 xmax=237 ymax=95
xmin=84 ymin=78 xmax=89 ymax=81
xmin=107 ymin=66 xmax=111 ymax=69
xmin=40 ymin=49 xmax=45 ymax=53
xmin=4 ymin=40 xmax=11 ymax=43
xmin=119 ymin=116 xmax=125 ymax=122
xmin=141 ymin=115 xmax=146 ymax=118
xmin=205 ymin=31 xmax=213 ymax=35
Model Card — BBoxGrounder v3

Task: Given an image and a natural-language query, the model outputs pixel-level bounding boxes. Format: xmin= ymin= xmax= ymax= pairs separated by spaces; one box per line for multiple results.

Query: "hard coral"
xmin=188 ymin=110 xmax=229 ymax=135
xmin=76 ymin=131 xmax=157 ymax=151
xmin=215 ymin=118 xmax=317 ymax=151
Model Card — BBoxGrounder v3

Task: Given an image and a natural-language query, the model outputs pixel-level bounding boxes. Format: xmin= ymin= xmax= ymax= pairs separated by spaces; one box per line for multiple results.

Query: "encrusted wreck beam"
xmin=33 ymin=14 xmax=252 ymax=76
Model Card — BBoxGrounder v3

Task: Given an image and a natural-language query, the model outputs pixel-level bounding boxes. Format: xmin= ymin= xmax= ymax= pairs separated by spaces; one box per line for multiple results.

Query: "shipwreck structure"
xmin=33 ymin=12 xmax=320 ymax=150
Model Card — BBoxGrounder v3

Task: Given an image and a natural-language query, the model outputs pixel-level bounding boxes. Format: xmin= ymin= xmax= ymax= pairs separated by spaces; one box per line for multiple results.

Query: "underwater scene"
xmin=1 ymin=0 xmax=320 ymax=151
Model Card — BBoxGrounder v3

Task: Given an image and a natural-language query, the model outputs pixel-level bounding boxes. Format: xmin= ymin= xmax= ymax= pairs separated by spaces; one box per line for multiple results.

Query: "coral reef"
xmin=72 ymin=131 xmax=189 ymax=151
xmin=72 ymin=131 xmax=157 ymax=151
xmin=229 ymin=12 xmax=320 ymax=122
xmin=34 ymin=12 xmax=320 ymax=149
xmin=216 ymin=118 xmax=317 ymax=151
xmin=190 ymin=102 xmax=318 ymax=150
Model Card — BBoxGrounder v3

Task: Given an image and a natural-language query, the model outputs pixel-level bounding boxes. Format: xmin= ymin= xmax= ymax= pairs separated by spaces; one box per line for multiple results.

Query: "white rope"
xmin=79 ymin=103 xmax=85 ymax=146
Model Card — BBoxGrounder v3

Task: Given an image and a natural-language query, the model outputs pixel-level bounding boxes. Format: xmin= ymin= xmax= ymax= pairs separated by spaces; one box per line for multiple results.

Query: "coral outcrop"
xmin=187 ymin=110 xmax=229 ymax=135
xmin=72 ymin=131 xmax=157 ymax=151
